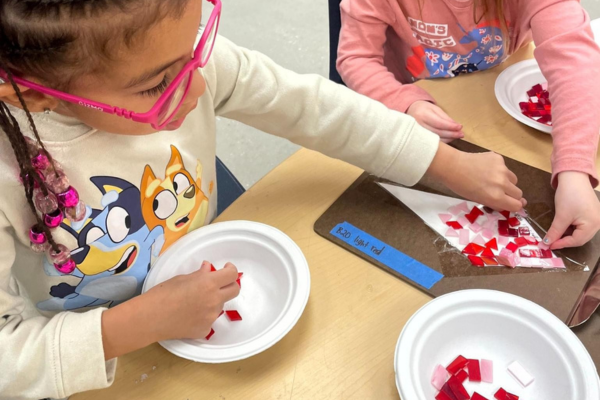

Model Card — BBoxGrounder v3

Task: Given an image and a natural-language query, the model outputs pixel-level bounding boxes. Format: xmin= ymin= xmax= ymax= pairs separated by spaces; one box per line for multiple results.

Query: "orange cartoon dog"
xmin=141 ymin=145 xmax=211 ymax=253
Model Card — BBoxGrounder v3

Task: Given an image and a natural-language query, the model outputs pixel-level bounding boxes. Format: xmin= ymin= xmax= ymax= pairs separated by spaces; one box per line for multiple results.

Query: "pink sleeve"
xmin=525 ymin=0 xmax=600 ymax=188
xmin=337 ymin=0 xmax=435 ymax=113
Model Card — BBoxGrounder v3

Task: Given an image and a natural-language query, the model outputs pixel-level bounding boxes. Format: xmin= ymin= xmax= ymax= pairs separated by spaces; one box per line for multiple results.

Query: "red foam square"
xmin=468 ymin=256 xmax=485 ymax=267
xmin=540 ymin=249 xmax=553 ymax=258
xmin=447 ymin=375 xmax=470 ymax=400
xmin=463 ymin=243 xmax=485 ymax=256
xmin=210 ymin=264 xmax=216 ymax=272
xmin=455 ymin=369 xmax=468 ymax=383
xmin=500 ymin=210 xmax=511 ymax=219
xmin=514 ymin=237 xmax=529 ymax=247
xmin=505 ymin=242 xmax=518 ymax=253
xmin=485 ymin=238 xmax=498 ymax=250
xmin=467 ymin=359 xmax=481 ymax=382
xmin=494 ymin=388 xmax=519 ymax=400
xmin=481 ymin=247 xmax=495 ymax=257
xmin=205 ymin=328 xmax=215 ymax=340
xmin=436 ymin=391 xmax=456 ymax=400
xmin=465 ymin=212 xmax=479 ymax=224
xmin=508 ymin=217 xmax=520 ymax=227
xmin=446 ymin=355 xmax=468 ymax=375
xmin=472 ymin=393 xmax=489 ymax=400
xmin=518 ymin=227 xmax=530 ymax=236
xmin=439 ymin=383 xmax=459 ymax=400
xmin=225 ymin=310 xmax=243 ymax=321
xmin=471 ymin=206 xmax=484 ymax=218
xmin=446 ymin=221 xmax=463 ymax=230
xmin=481 ymin=256 xmax=498 ymax=266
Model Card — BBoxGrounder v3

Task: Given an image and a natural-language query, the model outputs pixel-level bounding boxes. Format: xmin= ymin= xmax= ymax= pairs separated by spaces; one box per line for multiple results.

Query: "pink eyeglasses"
xmin=0 ymin=0 xmax=221 ymax=130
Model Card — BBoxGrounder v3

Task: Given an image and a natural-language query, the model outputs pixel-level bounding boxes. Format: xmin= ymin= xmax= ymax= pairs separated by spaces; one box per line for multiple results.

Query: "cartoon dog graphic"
xmin=37 ymin=177 xmax=164 ymax=311
xmin=140 ymin=145 xmax=210 ymax=253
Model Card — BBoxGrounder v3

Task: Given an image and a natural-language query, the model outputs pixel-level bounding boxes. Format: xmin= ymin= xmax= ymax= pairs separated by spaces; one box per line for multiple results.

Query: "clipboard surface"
xmin=314 ymin=141 xmax=600 ymax=366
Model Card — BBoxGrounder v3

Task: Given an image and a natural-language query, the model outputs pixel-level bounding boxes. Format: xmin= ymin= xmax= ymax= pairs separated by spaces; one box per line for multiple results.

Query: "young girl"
xmin=337 ymin=0 xmax=600 ymax=250
xmin=0 ymin=1 xmax=524 ymax=398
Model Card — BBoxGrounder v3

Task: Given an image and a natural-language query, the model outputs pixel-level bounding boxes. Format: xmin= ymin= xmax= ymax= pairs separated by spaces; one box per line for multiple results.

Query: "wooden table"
xmin=76 ymin=45 xmax=600 ymax=400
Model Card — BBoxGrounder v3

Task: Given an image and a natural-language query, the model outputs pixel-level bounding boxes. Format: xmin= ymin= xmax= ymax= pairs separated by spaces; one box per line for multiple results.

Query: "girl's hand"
xmin=407 ymin=101 xmax=464 ymax=143
xmin=148 ymin=261 xmax=240 ymax=341
xmin=543 ymin=171 xmax=600 ymax=249
xmin=102 ymin=261 xmax=240 ymax=359
xmin=427 ymin=143 xmax=526 ymax=212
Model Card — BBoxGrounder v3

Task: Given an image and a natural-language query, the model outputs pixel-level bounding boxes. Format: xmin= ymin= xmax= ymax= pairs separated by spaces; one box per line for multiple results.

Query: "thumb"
xmin=543 ymin=214 xmax=571 ymax=247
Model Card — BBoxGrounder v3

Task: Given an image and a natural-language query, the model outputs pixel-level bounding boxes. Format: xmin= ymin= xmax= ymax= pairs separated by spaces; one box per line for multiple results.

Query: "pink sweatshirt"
xmin=338 ymin=0 xmax=600 ymax=187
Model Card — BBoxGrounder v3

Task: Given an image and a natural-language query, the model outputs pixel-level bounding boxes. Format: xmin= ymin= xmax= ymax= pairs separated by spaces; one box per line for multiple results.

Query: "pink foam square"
xmin=551 ymin=258 xmax=565 ymax=268
xmin=445 ymin=228 xmax=459 ymax=238
xmin=539 ymin=242 xmax=550 ymax=250
xmin=448 ymin=206 xmax=461 ymax=216
xmin=459 ymin=229 xmax=470 ymax=246
xmin=498 ymin=236 xmax=510 ymax=246
xmin=458 ymin=216 xmax=470 ymax=227
xmin=517 ymin=209 xmax=528 ymax=217
xmin=457 ymin=201 xmax=470 ymax=213
xmin=439 ymin=213 xmax=453 ymax=224
xmin=481 ymin=359 xmax=493 ymax=383
xmin=482 ymin=228 xmax=495 ymax=240
xmin=486 ymin=214 xmax=501 ymax=223
xmin=482 ymin=219 xmax=495 ymax=230
xmin=472 ymin=234 xmax=486 ymax=246
xmin=469 ymin=223 xmax=483 ymax=233
xmin=431 ymin=364 xmax=448 ymax=391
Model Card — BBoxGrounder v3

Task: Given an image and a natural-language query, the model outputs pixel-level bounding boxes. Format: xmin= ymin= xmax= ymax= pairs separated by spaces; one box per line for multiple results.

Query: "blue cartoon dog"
xmin=37 ymin=176 xmax=164 ymax=311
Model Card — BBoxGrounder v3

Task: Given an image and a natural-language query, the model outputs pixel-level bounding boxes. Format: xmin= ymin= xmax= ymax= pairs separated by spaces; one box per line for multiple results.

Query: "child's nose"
xmin=186 ymin=70 xmax=206 ymax=102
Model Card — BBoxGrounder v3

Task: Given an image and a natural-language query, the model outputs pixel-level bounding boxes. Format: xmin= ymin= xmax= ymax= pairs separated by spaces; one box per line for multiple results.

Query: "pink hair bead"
xmin=29 ymin=225 xmax=47 ymax=244
xmin=31 ymin=150 xmax=50 ymax=170
xmin=45 ymin=170 xmax=70 ymax=193
xmin=65 ymin=201 xmax=86 ymax=222
xmin=49 ymin=244 xmax=71 ymax=265
xmin=44 ymin=209 xmax=63 ymax=228
xmin=34 ymin=190 xmax=59 ymax=214
xmin=21 ymin=170 xmax=44 ymax=189
xmin=55 ymin=258 xmax=76 ymax=274
xmin=57 ymin=186 xmax=79 ymax=208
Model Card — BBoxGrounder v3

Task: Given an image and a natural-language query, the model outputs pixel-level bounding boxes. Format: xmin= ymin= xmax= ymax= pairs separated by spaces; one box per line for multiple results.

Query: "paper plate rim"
xmin=142 ymin=220 xmax=311 ymax=363
xmin=394 ymin=289 xmax=600 ymax=399
xmin=494 ymin=59 xmax=552 ymax=134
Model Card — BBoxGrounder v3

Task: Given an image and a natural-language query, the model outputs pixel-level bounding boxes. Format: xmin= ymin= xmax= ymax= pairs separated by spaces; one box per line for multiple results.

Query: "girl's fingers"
xmin=219 ymin=281 xmax=241 ymax=302
xmin=550 ymin=225 xmax=592 ymax=249
xmin=496 ymin=196 xmax=523 ymax=213
xmin=506 ymin=170 xmax=518 ymax=185
xmin=432 ymin=106 xmax=462 ymax=125
xmin=212 ymin=265 xmax=239 ymax=287
xmin=504 ymin=182 xmax=523 ymax=201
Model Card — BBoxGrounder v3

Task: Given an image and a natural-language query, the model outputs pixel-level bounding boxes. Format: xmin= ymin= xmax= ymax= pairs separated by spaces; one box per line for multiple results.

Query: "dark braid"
xmin=0 ymin=73 xmax=59 ymax=252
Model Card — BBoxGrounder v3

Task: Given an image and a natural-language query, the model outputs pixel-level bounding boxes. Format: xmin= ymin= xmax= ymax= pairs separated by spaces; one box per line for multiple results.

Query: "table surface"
xmin=75 ymin=44 xmax=600 ymax=400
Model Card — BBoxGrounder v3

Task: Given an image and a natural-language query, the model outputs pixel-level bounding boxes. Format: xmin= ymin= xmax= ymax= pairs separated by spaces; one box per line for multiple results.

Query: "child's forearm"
xmin=101 ymin=292 xmax=159 ymax=360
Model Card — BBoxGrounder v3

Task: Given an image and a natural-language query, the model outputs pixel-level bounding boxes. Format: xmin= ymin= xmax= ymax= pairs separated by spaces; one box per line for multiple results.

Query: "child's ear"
xmin=0 ymin=80 xmax=59 ymax=113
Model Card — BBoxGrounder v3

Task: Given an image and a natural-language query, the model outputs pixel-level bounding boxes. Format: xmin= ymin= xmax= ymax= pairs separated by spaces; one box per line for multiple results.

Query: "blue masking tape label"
xmin=330 ymin=221 xmax=443 ymax=289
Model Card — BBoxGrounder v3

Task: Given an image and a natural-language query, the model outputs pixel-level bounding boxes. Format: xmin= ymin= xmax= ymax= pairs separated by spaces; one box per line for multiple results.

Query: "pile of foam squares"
xmin=205 ymin=264 xmax=244 ymax=340
xmin=432 ymin=355 xmax=534 ymax=400
xmin=519 ymin=83 xmax=551 ymax=126
xmin=439 ymin=203 xmax=565 ymax=269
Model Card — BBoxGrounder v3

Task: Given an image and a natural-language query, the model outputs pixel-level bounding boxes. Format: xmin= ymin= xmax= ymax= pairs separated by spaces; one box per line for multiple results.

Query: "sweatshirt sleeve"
xmin=0 ymin=212 xmax=116 ymax=399
xmin=524 ymin=0 xmax=600 ymax=188
xmin=336 ymin=0 xmax=435 ymax=112
xmin=205 ymin=35 xmax=440 ymax=186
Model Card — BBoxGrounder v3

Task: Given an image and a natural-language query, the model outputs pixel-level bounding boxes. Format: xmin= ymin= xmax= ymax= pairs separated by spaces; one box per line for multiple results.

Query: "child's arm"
xmin=0 ymin=212 xmax=115 ymax=398
xmin=524 ymin=0 xmax=600 ymax=247
xmin=0 ymin=209 xmax=238 ymax=398
xmin=205 ymin=36 xmax=524 ymax=211
xmin=336 ymin=0 xmax=463 ymax=141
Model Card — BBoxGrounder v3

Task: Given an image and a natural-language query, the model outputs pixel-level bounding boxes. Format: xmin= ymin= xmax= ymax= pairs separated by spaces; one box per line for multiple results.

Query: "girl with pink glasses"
xmin=0 ymin=0 xmax=523 ymax=397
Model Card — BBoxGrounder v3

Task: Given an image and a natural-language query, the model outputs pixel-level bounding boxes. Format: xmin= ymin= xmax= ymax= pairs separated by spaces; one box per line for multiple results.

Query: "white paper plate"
xmin=142 ymin=220 xmax=310 ymax=363
xmin=395 ymin=290 xmax=600 ymax=400
xmin=495 ymin=19 xmax=600 ymax=135
xmin=495 ymin=59 xmax=551 ymax=134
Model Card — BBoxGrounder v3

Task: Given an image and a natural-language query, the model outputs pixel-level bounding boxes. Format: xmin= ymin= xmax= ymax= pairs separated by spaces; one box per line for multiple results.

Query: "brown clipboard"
xmin=314 ymin=140 xmax=600 ymax=368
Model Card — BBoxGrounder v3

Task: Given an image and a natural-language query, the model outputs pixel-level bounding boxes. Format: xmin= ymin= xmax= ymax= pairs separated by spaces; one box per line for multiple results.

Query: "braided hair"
xmin=0 ymin=0 xmax=188 ymax=252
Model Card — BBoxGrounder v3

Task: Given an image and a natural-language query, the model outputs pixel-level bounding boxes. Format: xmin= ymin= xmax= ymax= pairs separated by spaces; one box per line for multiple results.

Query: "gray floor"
xmin=216 ymin=0 xmax=600 ymax=189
